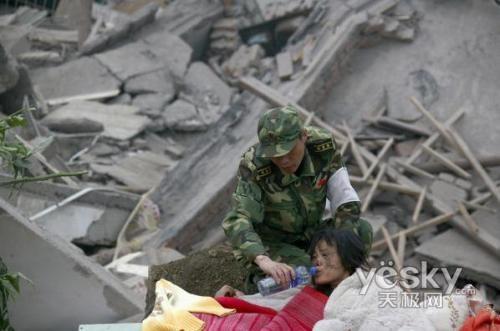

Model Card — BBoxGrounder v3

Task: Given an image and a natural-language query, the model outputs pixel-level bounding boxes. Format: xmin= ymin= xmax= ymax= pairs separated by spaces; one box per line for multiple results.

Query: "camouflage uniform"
xmin=222 ymin=105 xmax=372 ymax=277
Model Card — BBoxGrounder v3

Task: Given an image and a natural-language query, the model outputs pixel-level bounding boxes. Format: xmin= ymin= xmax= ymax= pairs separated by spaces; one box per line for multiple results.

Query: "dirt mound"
xmin=145 ymin=243 xmax=257 ymax=316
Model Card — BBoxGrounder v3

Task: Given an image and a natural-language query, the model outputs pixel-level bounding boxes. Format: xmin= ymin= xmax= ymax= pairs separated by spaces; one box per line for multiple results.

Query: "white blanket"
xmin=313 ymin=270 xmax=436 ymax=331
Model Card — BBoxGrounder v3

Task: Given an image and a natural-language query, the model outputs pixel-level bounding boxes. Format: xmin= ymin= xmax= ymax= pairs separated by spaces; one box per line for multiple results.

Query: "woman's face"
xmin=311 ymin=240 xmax=350 ymax=287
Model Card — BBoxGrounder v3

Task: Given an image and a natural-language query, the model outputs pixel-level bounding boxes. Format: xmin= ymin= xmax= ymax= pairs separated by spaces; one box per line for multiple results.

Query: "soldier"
xmin=222 ymin=105 xmax=372 ymax=287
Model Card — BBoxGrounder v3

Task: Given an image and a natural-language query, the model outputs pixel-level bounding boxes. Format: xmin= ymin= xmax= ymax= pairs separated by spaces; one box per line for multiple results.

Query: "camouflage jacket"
xmin=222 ymin=126 xmax=361 ymax=262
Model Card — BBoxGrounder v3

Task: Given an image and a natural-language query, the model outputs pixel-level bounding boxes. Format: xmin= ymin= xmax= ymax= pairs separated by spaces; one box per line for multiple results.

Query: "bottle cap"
xmin=309 ymin=266 xmax=317 ymax=276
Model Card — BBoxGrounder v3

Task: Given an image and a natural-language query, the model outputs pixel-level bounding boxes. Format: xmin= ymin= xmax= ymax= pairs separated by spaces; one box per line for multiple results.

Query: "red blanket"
xmin=195 ymin=286 xmax=328 ymax=331
xmin=460 ymin=308 xmax=500 ymax=331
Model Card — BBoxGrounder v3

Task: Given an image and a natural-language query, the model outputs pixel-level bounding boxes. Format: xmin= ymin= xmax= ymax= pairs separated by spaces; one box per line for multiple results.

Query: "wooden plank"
xmin=448 ymin=128 xmax=500 ymax=205
xmin=276 ymin=51 xmax=294 ymax=80
xmin=412 ymin=186 xmax=427 ymax=224
xmin=350 ymin=176 xmax=421 ymax=195
xmin=421 ymin=145 xmax=471 ymax=179
xmin=29 ymin=27 xmax=78 ymax=45
xmin=47 ymin=90 xmax=120 ymax=106
xmin=394 ymin=159 xmax=435 ymax=180
xmin=381 ymin=225 xmax=402 ymax=271
xmin=372 ymin=212 xmax=455 ymax=250
xmin=461 ymin=200 xmax=496 ymax=214
xmin=361 ymin=164 xmax=386 ymax=213
xmin=397 ymin=231 xmax=406 ymax=266
xmin=238 ymin=76 xmax=346 ymax=142
xmin=458 ymin=202 xmax=479 ymax=234
xmin=371 ymin=116 xmax=431 ymax=137
xmin=409 ymin=96 xmax=456 ymax=148
xmin=343 ymin=121 xmax=369 ymax=176
xmin=418 ymin=154 xmax=500 ymax=173
xmin=362 ymin=138 xmax=393 ymax=181
xmin=406 ymin=109 xmax=464 ymax=165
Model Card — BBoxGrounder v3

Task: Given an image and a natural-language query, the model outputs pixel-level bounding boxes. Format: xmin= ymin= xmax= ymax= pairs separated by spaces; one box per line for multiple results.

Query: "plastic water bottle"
xmin=257 ymin=266 xmax=317 ymax=296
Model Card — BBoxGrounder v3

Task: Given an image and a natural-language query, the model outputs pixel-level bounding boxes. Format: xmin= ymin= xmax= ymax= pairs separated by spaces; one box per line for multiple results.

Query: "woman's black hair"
xmin=308 ymin=228 xmax=368 ymax=275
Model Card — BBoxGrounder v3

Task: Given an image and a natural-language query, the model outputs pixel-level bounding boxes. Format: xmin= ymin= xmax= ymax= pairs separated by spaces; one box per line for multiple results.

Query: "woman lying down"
xmin=221 ymin=228 xmax=491 ymax=331
xmin=144 ymin=228 xmax=496 ymax=331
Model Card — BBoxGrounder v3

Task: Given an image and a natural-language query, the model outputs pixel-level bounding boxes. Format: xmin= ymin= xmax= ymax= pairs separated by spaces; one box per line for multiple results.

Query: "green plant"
xmin=0 ymin=257 xmax=30 ymax=331
xmin=0 ymin=109 xmax=32 ymax=181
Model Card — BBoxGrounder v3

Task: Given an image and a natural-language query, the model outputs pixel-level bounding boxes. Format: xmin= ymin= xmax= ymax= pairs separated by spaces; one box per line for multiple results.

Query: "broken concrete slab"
xmin=0 ymin=180 xmax=139 ymax=246
xmin=42 ymin=101 xmax=150 ymax=141
xmin=0 ymin=198 xmax=142 ymax=331
xmin=91 ymin=151 xmax=176 ymax=192
xmin=429 ymin=179 xmax=468 ymax=211
xmin=0 ymin=42 xmax=19 ymax=94
xmin=415 ymin=201 xmax=500 ymax=290
xmin=124 ymin=69 xmax=176 ymax=97
xmin=387 ymin=69 xmax=439 ymax=122
xmin=363 ymin=212 xmax=388 ymax=241
xmin=94 ymin=32 xmax=192 ymax=82
xmin=44 ymin=117 xmax=104 ymax=134
xmin=147 ymin=0 xmax=223 ymax=60
xmin=222 ymin=44 xmax=265 ymax=81
xmin=132 ymin=93 xmax=172 ymax=117
xmin=162 ymin=99 xmax=207 ymax=132
xmin=30 ymin=57 xmax=120 ymax=106
xmin=180 ymin=61 xmax=232 ymax=126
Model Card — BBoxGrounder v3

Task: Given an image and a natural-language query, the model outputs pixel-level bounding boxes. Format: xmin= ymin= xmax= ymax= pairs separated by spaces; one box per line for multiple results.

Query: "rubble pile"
xmin=1 ymin=0 xmax=500 ymax=329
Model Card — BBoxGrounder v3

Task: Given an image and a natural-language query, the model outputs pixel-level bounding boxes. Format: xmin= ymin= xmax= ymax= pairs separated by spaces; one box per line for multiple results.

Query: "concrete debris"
xmin=91 ymin=151 xmax=176 ymax=192
xmin=0 ymin=43 xmax=19 ymax=94
xmin=162 ymin=99 xmax=207 ymax=132
xmin=42 ymin=101 xmax=150 ymax=141
xmin=179 ymin=62 xmax=233 ymax=126
xmin=0 ymin=198 xmax=142 ymax=331
xmin=145 ymin=133 xmax=185 ymax=158
xmin=429 ymin=179 xmax=468 ymax=210
xmin=387 ymin=69 xmax=438 ymax=122
xmin=45 ymin=117 xmax=104 ymax=134
xmin=222 ymin=44 xmax=265 ymax=81
xmin=124 ymin=69 xmax=176 ymax=96
xmin=28 ymin=27 xmax=78 ymax=46
xmin=95 ymin=32 xmax=192 ymax=81
xmin=132 ymin=93 xmax=173 ymax=117
xmin=17 ymin=51 xmax=63 ymax=66
xmin=415 ymin=202 xmax=500 ymax=289
xmin=30 ymin=57 xmax=121 ymax=106
xmin=276 ymin=51 xmax=294 ymax=80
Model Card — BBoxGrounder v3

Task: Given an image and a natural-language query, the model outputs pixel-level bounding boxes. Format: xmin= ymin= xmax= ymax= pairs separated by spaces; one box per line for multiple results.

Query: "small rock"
xmin=162 ymin=99 xmax=207 ymax=132
xmin=133 ymin=93 xmax=172 ymax=117
xmin=430 ymin=179 xmax=468 ymax=210
xmin=124 ymin=69 xmax=176 ymax=98
xmin=438 ymin=172 xmax=456 ymax=184
xmin=455 ymin=178 xmax=472 ymax=191
xmin=45 ymin=117 xmax=104 ymax=133
xmin=394 ymin=25 xmax=415 ymax=42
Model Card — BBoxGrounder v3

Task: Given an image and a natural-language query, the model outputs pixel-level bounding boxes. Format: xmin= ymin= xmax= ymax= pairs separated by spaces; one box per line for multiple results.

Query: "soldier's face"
xmin=270 ymin=133 xmax=307 ymax=174
xmin=311 ymin=240 xmax=350 ymax=287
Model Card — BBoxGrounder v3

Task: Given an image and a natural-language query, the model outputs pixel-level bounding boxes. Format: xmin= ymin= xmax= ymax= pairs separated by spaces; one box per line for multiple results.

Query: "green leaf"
xmin=4 ymin=275 xmax=19 ymax=293
xmin=5 ymin=115 xmax=27 ymax=128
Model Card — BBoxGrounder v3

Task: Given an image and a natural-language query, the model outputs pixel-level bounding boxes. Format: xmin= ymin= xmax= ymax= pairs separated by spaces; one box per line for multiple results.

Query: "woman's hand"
xmin=215 ymin=285 xmax=245 ymax=297
xmin=254 ymin=255 xmax=295 ymax=286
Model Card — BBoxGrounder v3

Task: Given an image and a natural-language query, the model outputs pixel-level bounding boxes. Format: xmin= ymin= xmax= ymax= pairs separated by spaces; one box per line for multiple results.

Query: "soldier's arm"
xmin=222 ymin=162 xmax=267 ymax=263
xmin=325 ymin=137 xmax=361 ymax=226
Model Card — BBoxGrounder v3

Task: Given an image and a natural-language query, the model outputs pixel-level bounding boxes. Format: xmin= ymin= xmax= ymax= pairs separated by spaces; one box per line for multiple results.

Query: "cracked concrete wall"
xmin=0 ymin=200 xmax=143 ymax=331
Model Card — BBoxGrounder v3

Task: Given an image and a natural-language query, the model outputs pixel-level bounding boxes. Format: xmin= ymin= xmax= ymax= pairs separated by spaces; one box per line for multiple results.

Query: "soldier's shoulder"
xmin=240 ymin=145 xmax=273 ymax=180
xmin=305 ymin=126 xmax=337 ymax=154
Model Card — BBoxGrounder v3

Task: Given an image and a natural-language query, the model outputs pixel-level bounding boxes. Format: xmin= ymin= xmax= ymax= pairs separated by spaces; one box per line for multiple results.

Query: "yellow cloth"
xmin=142 ymin=279 xmax=236 ymax=331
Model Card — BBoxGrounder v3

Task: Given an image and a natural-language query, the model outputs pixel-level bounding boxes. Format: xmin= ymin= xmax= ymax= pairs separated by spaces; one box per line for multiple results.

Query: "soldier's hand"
xmin=254 ymin=255 xmax=295 ymax=286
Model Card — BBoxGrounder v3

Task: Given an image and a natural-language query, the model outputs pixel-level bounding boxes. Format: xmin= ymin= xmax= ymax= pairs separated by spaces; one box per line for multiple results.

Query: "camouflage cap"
xmin=256 ymin=105 xmax=303 ymax=158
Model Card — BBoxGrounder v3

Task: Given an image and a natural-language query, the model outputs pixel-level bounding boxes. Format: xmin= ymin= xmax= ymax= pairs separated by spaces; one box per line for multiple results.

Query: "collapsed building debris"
xmin=1 ymin=0 xmax=500 ymax=329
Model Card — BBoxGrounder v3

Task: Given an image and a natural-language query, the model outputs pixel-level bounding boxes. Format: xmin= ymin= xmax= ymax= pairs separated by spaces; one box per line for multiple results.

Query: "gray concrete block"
xmin=124 ymin=70 xmax=176 ymax=97
xmin=43 ymin=101 xmax=150 ymax=141
xmin=415 ymin=201 xmax=500 ymax=290
xmin=132 ymin=93 xmax=173 ymax=117
xmin=30 ymin=57 xmax=121 ymax=104
xmin=0 ymin=199 xmax=142 ymax=331
xmin=180 ymin=61 xmax=232 ymax=126
xmin=162 ymin=99 xmax=207 ymax=132
xmin=430 ymin=179 xmax=468 ymax=210
xmin=0 ymin=43 xmax=19 ymax=93
xmin=438 ymin=172 xmax=456 ymax=183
